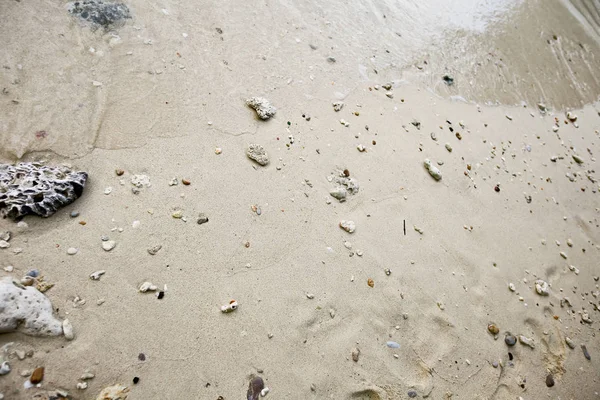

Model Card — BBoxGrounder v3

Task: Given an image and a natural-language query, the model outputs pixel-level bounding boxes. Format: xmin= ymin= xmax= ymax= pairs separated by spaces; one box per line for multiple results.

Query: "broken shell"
xmin=0 ymin=362 xmax=10 ymax=376
xmin=139 ymin=282 xmax=158 ymax=292
xmin=89 ymin=270 xmax=106 ymax=280
xmin=367 ymin=278 xmax=374 ymax=288
xmin=247 ymin=376 xmax=265 ymax=400
xmin=221 ymin=300 xmax=238 ymax=313
xmin=535 ymin=280 xmax=549 ymax=296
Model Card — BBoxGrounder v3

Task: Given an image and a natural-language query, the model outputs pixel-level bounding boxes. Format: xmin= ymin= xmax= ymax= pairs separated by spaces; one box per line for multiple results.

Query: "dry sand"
xmin=1 ymin=0 xmax=600 ymax=399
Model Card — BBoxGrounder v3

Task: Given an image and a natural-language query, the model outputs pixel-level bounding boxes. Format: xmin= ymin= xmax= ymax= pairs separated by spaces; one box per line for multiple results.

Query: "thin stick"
xmin=403 ymin=219 xmax=406 ymax=235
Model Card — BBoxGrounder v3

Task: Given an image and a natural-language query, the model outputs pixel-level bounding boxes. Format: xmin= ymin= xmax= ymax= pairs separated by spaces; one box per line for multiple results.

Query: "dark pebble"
xmin=443 ymin=75 xmax=454 ymax=85
xmin=545 ymin=374 xmax=554 ymax=387
xmin=138 ymin=353 xmax=146 ymax=361
xmin=505 ymin=334 xmax=516 ymax=346
xmin=581 ymin=345 xmax=591 ymax=360
xmin=408 ymin=390 xmax=418 ymax=398
xmin=133 ymin=376 xmax=140 ymax=384
xmin=494 ymin=185 xmax=500 ymax=192
xmin=157 ymin=291 xmax=164 ymax=299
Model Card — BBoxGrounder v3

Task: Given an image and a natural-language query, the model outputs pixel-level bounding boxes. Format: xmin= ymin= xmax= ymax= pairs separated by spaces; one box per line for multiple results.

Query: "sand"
xmin=1 ymin=0 xmax=599 ymax=399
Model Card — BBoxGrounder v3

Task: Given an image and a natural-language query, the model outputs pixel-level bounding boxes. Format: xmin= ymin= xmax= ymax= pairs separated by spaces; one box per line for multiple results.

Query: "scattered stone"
xmin=67 ymin=247 xmax=78 ymax=255
xmin=519 ymin=335 xmax=535 ymax=349
xmin=197 ymin=213 xmax=209 ymax=225
xmin=566 ymin=238 xmax=573 ymax=247
xmin=3 ymin=266 xmax=13 ymax=272
xmin=305 ymin=293 xmax=314 ymax=299
xmin=442 ymin=75 xmax=454 ymax=85
xmin=572 ymin=154 xmax=584 ymax=164
xmin=329 ymin=187 xmax=347 ymax=201
xmin=62 ymin=319 xmax=74 ymax=340
xmin=0 ymin=240 xmax=9 ymax=249
xmin=171 ymin=210 xmax=183 ymax=219
xmin=220 ymin=300 xmax=238 ymax=312
xmin=329 ymin=309 xmax=336 ymax=319
xmin=104 ymin=187 xmax=113 ymax=195
xmin=0 ymin=277 xmax=63 ymax=336
xmin=168 ymin=178 xmax=178 ymax=186
xmin=581 ymin=313 xmax=592 ymax=324
xmin=115 ymin=169 xmax=124 ymax=176
xmin=508 ymin=283 xmax=516 ymax=292
xmin=102 ymin=240 xmax=116 ymax=251
xmin=332 ymin=102 xmax=344 ymax=112
xmin=565 ymin=337 xmax=576 ymax=349
xmin=0 ymin=232 xmax=9 ymax=241
xmin=445 ymin=143 xmax=453 ymax=152
xmin=566 ymin=111 xmax=577 ymax=122
xmin=37 ymin=280 xmax=54 ymax=293
xmin=246 ymin=144 xmax=270 ymax=166
xmin=367 ymin=278 xmax=374 ymax=288
xmin=487 ymin=324 xmax=499 ymax=335
xmin=386 ymin=341 xmax=400 ymax=349
xmin=492 ymin=361 xmax=499 ymax=368
xmin=0 ymin=163 xmax=87 ymax=219
xmin=581 ymin=344 xmax=591 ymax=360
xmin=246 ymin=97 xmax=276 ymax=120
xmin=90 ymin=270 xmax=105 ymax=280
xmin=247 ymin=376 xmax=265 ymax=400
xmin=357 ymin=144 xmax=367 ymax=152
xmin=147 ymin=245 xmax=162 ymax=255
xmin=339 ymin=220 xmax=356 ymax=233
xmin=77 ymin=382 xmax=89 ymax=390
xmin=535 ymin=280 xmax=549 ymax=296
xmin=424 ymin=159 xmax=442 ymax=180
xmin=560 ymin=251 xmax=567 ymax=259
xmin=351 ymin=347 xmax=360 ymax=362
xmin=545 ymin=374 xmax=555 ymax=387
xmin=81 ymin=372 xmax=95 ymax=380
xmin=30 ymin=367 xmax=44 ymax=384
xmin=505 ymin=334 xmax=517 ymax=346
xmin=95 ymin=384 xmax=129 ymax=400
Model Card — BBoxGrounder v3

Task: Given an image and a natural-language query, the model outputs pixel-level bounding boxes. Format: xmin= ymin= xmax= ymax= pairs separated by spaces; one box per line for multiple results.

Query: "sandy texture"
xmin=1 ymin=0 xmax=600 ymax=399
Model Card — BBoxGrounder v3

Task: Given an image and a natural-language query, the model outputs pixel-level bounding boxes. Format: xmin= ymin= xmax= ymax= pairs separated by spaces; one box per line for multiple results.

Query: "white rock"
xmin=89 ymin=270 xmax=106 ymax=280
xmin=424 ymin=159 xmax=442 ymax=180
xmin=261 ymin=387 xmax=270 ymax=397
xmin=67 ymin=247 xmax=78 ymax=255
xmin=0 ymin=277 xmax=63 ymax=336
xmin=3 ymin=266 xmax=13 ymax=272
xmin=104 ymin=187 xmax=113 ymax=195
xmin=131 ymin=174 xmax=151 ymax=188
xmin=62 ymin=319 xmax=74 ymax=340
xmin=139 ymin=282 xmax=158 ymax=292
xmin=77 ymin=382 xmax=88 ymax=390
xmin=95 ymin=384 xmax=129 ymax=400
xmin=0 ymin=240 xmax=9 ymax=249
xmin=508 ymin=283 xmax=516 ymax=292
xmin=132 ymin=220 xmax=140 ymax=229
xmin=246 ymin=144 xmax=269 ymax=166
xmin=246 ymin=97 xmax=276 ymax=120
xmin=339 ymin=220 xmax=356 ymax=233
xmin=332 ymin=101 xmax=344 ymax=112
xmin=102 ymin=240 xmax=116 ymax=251
xmin=81 ymin=372 xmax=95 ymax=380
xmin=535 ymin=280 xmax=549 ymax=296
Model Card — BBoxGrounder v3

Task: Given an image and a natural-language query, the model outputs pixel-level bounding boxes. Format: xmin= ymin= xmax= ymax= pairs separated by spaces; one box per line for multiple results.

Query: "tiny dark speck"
xmin=157 ymin=291 xmax=164 ymax=299
xmin=133 ymin=376 xmax=140 ymax=384
xmin=138 ymin=353 xmax=146 ymax=361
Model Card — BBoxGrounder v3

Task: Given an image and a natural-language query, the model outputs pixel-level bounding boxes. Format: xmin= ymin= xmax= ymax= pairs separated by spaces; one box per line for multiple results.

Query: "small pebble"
xmin=386 ymin=341 xmax=400 ymax=349
xmin=102 ymin=240 xmax=116 ymax=251
xmin=545 ymin=374 xmax=555 ymax=387
xmin=505 ymin=334 xmax=517 ymax=346
xmin=487 ymin=323 xmax=499 ymax=335
xmin=76 ymin=382 xmax=88 ymax=390
xmin=351 ymin=348 xmax=360 ymax=362
xmin=581 ymin=344 xmax=591 ymax=360
xmin=67 ymin=247 xmax=78 ymax=255
xmin=30 ymin=367 xmax=44 ymax=384
xmin=408 ymin=390 xmax=418 ymax=398
xmin=70 ymin=211 xmax=80 ymax=218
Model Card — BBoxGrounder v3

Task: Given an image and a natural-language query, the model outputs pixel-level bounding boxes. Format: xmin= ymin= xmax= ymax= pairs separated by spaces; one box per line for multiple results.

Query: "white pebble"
xmin=67 ymin=247 xmax=78 ymax=255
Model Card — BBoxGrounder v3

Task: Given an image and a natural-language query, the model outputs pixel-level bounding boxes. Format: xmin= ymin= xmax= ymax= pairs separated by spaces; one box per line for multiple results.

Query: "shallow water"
xmin=0 ymin=0 xmax=599 ymax=160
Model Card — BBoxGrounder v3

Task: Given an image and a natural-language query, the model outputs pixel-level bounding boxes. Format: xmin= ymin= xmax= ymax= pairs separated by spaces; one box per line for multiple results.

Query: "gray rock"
xmin=246 ymin=144 xmax=269 ymax=166
xmin=246 ymin=97 xmax=276 ymax=120
xmin=66 ymin=0 xmax=131 ymax=31
xmin=0 ymin=163 xmax=87 ymax=219
xmin=197 ymin=213 xmax=209 ymax=225
xmin=102 ymin=240 xmax=116 ymax=251
xmin=0 ymin=277 xmax=63 ymax=336
xmin=147 ymin=245 xmax=162 ymax=255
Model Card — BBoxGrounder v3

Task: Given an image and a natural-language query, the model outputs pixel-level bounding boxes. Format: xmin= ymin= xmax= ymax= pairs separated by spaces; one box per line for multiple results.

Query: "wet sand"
xmin=1 ymin=0 xmax=600 ymax=399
